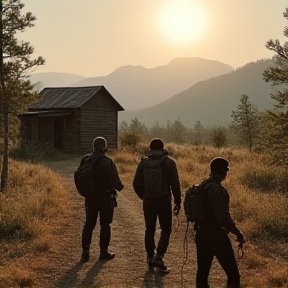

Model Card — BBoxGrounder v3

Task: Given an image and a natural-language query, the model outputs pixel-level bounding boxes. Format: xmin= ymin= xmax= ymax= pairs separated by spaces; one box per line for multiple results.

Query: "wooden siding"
xmin=63 ymin=111 xmax=81 ymax=149
xmin=40 ymin=117 xmax=53 ymax=146
xmin=31 ymin=118 xmax=39 ymax=143
xmin=80 ymin=109 xmax=118 ymax=150
xmin=20 ymin=114 xmax=81 ymax=150
xmin=20 ymin=117 xmax=31 ymax=149
xmin=19 ymin=86 xmax=122 ymax=151
xmin=80 ymin=94 xmax=118 ymax=150
xmin=87 ymin=89 xmax=119 ymax=110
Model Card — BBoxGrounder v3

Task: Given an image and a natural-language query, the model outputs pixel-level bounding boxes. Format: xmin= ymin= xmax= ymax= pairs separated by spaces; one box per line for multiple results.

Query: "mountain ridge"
xmin=30 ymin=72 xmax=87 ymax=90
xmin=118 ymin=59 xmax=275 ymax=127
xmin=70 ymin=57 xmax=233 ymax=109
xmin=29 ymin=58 xmax=276 ymax=127
xmin=30 ymin=57 xmax=233 ymax=110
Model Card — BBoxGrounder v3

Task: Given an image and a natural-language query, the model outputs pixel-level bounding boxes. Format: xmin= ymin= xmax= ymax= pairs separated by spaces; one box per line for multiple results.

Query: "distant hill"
xmin=119 ymin=59 xmax=276 ymax=127
xmin=29 ymin=72 xmax=87 ymax=91
xmin=70 ymin=57 xmax=233 ymax=109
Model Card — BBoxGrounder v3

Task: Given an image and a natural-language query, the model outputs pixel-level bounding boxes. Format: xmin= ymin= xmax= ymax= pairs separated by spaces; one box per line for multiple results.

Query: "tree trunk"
xmin=0 ymin=2 xmax=9 ymax=192
xmin=0 ymin=96 xmax=9 ymax=192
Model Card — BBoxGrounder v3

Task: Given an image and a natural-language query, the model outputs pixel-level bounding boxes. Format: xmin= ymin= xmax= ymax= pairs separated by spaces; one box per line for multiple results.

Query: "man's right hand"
xmin=236 ymin=232 xmax=246 ymax=259
xmin=173 ymin=204 xmax=181 ymax=216
xmin=236 ymin=232 xmax=246 ymax=244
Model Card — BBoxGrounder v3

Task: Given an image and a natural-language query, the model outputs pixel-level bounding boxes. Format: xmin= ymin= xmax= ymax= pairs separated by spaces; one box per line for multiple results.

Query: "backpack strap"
xmin=142 ymin=155 xmax=167 ymax=166
xmin=91 ymin=155 xmax=106 ymax=168
xmin=79 ymin=154 xmax=91 ymax=167
xmin=79 ymin=154 xmax=106 ymax=170
xmin=200 ymin=179 xmax=220 ymax=191
xmin=199 ymin=179 xmax=222 ymax=227
xmin=199 ymin=180 xmax=220 ymax=205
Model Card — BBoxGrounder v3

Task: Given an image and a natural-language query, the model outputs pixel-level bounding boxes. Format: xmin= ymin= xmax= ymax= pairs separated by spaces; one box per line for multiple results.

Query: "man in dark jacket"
xmin=133 ymin=138 xmax=181 ymax=271
xmin=80 ymin=137 xmax=124 ymax=263
xmin=195 ymin=157 xmax=246 ymax=288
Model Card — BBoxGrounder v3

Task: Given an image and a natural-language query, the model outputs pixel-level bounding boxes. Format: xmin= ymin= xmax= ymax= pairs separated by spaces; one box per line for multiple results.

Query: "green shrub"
xmin=240 ymin=165 xmax=288 ymax=192
xmin=119 ymin=132 xmax=141 ymax=150
xmin=10 ymin=145 xmax=76 ymax=162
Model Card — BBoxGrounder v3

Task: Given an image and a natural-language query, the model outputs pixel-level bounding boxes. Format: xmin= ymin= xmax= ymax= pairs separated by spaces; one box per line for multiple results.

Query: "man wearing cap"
xmin=133 ymin=138 xmax=181 ymax=271
xmin=80 ymin=137 xmax=124 ymax=263
xmin=194 ymin=157 xmax=246 ymax=288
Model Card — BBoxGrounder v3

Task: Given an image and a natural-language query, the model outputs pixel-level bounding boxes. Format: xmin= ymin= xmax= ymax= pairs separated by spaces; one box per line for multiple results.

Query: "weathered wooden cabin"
xmin=18 ymin=86 xmax=124 ymax=150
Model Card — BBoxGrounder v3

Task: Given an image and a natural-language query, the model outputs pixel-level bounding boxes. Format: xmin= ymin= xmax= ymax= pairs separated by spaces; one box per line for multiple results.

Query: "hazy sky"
xmin=21 ymin=0 xmax=287 ymax=77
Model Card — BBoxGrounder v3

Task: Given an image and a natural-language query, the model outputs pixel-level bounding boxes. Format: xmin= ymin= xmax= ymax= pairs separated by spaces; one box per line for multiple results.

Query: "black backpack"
xmin=184 ymin=180 xmax=216 ymax=223
xmin=142 ymin=155 xmax=167 ymax=199
xmin=74 ymin=154 xmax=106 ymax=197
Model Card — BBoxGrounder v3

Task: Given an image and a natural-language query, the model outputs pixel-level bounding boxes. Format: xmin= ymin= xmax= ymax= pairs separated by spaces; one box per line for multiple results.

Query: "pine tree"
xmin=262 ymin=6 xmax=288 ymax=166
xmin=230 ymin=94 xmax=259 ymax=152
xmin=169 ymin=118 xmax=187 ymax=144
xmin=0 ymin=0 xmax=44 ymax=191
xmin=193 ymin=120 xmax=205 ymax=145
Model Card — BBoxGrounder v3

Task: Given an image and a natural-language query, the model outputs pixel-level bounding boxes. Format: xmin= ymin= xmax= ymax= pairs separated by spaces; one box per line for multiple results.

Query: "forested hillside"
xmin=119 ymin=59 xmax=275 ymax=127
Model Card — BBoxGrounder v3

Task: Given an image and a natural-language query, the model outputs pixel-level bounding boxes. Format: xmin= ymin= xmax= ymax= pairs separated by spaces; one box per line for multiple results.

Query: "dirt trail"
xmin=30 ymin=157 xmax=246 ymax=288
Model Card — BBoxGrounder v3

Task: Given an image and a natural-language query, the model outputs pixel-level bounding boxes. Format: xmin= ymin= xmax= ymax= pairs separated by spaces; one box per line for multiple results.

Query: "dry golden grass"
xmin=0 ymin=143 xmax=288 ymax=287
xmin=0 ymin=158 xmax=69 ymax=288
xmin=0 ymin=264 xmax=36 ymax=288
xmin=113 ymin=142 xmax=288 ymax=287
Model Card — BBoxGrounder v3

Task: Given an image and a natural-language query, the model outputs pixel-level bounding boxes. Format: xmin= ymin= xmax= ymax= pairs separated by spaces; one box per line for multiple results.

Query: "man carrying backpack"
xmin=194 ymin=157 xmax=246 ymax=288
xmin=80 ymin=137 xmax=124 ymax=263
xmin=133 ymin=138 xmax=181 ymax=272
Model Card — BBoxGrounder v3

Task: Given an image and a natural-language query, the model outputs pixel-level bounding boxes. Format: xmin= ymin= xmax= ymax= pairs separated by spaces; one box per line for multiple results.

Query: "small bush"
xmin=134 ymin=142 xmax=149 ymax=156
xmin=10 ymin=145 xmax=77 ymax=162
xmin=113 ymin=152 xmax=138 ymax=166
xmin=240 ymin=165 xmax=288 ymax=192
xmin=210 ymin=127 xmax=227 ymax=148
xmin=119 ymin=132 xmax=141 ymax=150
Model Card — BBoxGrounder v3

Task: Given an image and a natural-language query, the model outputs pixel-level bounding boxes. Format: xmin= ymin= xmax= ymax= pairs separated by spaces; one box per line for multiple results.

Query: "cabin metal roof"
xmin=28 ymin=86 xmax=124 ymax=111
xmin=18 ymin=110 xmax=72 ymax=117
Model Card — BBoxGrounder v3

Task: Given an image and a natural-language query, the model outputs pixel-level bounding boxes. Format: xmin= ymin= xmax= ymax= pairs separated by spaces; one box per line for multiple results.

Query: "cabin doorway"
xmin=54 ymin=117 xmax=64 ymax=149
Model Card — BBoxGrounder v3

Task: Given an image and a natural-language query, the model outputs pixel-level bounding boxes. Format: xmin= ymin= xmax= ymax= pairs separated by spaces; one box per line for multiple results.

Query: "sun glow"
xmin=159 ymin=0 xmax=207 ymax=44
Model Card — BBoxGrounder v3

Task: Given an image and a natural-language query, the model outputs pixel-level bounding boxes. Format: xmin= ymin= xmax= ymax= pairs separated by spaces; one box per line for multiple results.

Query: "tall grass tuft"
xmin=0 ymin=160 xmax=68 ymax=242
xmin=0 ymin=157 xmax=69 ymax=284
xmin=0 ymin=265 xmax=36 ymax=288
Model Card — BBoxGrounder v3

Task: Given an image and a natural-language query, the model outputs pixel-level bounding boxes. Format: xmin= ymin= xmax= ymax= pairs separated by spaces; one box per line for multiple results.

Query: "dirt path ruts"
xmin=31 ymin=157 xmax=244 ymax=288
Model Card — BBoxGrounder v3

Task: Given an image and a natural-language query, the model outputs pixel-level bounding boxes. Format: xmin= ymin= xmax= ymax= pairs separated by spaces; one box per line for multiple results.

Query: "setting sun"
xmin=159 ymin=0 xmax=207 ymax=44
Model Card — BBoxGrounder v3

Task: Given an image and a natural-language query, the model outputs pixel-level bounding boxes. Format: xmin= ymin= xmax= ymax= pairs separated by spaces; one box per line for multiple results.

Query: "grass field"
xmin=0 ymin=143 xmax=287 ymax=287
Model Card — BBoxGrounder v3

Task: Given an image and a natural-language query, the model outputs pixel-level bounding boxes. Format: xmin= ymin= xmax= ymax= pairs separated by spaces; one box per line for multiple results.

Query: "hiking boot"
xmin=152 ymin=255 xmax=167 ymax=271
xmin=80 ymin=250 xmax=90 ymax=263
xmin=147 ymin=253 xmax=154 ymax=267
xmin=98 ymin=250 xmax=115 ymax=260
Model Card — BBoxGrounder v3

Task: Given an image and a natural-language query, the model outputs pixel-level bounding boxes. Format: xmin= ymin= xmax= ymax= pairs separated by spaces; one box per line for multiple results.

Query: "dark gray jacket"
xmin=200 ymin=177 xmax=241 ymax=237
xmin=82 ymin=151 xmax=124 ymax=199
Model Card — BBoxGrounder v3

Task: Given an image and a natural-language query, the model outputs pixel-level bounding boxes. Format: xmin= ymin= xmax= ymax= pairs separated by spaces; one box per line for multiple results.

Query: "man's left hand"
xmin=173 ymin=204 xmax=181 ymax=216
